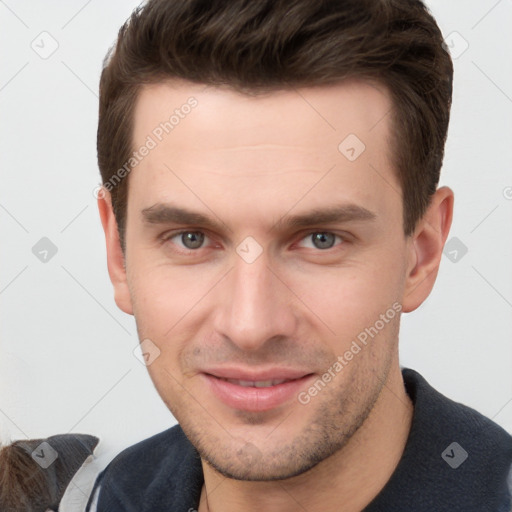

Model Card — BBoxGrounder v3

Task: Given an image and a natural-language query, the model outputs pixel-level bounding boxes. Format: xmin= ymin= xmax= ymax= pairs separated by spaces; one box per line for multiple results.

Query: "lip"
xmin=200 ymin=368 xmax=315 ymax=412
xmin=202 ymin=366 xmax=312 ymax=381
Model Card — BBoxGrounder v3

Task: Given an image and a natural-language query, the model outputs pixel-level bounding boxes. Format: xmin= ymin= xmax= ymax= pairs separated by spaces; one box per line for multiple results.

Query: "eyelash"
xmin=160 ymin=229 xmax=347 ymax=254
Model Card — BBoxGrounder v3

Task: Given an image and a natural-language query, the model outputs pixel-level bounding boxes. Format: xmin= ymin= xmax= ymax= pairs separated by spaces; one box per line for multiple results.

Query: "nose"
xmin=212 ymin=250 xmax=297 ymax=352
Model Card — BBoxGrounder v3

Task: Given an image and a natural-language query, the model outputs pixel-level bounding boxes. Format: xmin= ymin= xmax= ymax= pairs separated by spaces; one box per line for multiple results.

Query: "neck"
xmin=199 ymin=363 xmax=413 ymax=512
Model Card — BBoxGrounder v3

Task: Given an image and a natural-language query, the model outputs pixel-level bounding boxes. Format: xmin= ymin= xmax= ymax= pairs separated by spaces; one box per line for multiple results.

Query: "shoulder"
xmin=365 ymin=369 xmax=512 ymax=511
xmin=102 ymin=423 xmax=195 ymax=474
xmin=397 ymin=368 xmax=512 ymax=510
xmin=403 ymin=368 xmax=512 ymax=454
xmin=89 ymin=424 xmax=203 ymax=512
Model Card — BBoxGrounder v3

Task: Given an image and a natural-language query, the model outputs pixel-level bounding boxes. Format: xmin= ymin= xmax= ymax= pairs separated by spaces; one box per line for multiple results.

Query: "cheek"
xmin=128 ymin=269 xmax=196 ymax=398
xmin=127 ymin=262 xmax=220 ymax=373
xmin=128 ymin=260 xmax=210 ymax=325
xmin=283 ymin=256 xmax=404 ymax=342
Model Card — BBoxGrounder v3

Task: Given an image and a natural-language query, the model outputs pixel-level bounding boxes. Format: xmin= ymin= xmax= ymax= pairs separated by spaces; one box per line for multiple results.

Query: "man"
xmin=86 ymin=0 xmax=512 ymax=510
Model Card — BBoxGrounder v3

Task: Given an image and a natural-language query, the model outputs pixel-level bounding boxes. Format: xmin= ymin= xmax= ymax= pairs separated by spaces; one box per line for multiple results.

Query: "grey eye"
xmin=311 ymin=232 xmax=336 ymax=249
xmin=181 ymin=231 xmax=205 ymax=249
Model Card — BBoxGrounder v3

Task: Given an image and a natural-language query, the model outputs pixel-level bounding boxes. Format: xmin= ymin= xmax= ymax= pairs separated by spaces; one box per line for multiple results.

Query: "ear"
xmin=402 ymin=186 xmax=454 ymax=313
xmin=98 ymin=191 xmax=133 ymax=315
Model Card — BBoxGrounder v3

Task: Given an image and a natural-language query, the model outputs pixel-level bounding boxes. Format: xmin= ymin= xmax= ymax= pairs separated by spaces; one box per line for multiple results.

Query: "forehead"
xmin=127 ymin=79 xmax=399 ymax=230
xmin=132 ymin=78 xmax=392 ymax=151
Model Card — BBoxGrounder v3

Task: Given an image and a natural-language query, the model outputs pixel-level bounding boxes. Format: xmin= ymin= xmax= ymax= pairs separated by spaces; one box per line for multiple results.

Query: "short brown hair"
xmin=98 ymin=0 xmax=453 ymax=248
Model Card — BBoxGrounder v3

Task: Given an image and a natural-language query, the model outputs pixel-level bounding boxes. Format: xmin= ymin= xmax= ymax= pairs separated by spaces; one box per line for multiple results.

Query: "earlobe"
xmin=98 ymin=191 xmax=134 ymax=315
xmin=402 ymin=186 xmax=454 ymax=313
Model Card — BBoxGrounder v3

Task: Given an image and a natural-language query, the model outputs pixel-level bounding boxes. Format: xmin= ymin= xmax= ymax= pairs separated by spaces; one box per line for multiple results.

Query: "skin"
xmin=99 ymin=79 xmax=453 ymax=512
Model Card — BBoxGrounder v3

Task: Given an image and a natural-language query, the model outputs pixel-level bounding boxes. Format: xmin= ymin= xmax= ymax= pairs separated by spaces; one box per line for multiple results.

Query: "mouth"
xmin=219 ymin=378 xmax=292 ymax=388
xmin=201 ymin=369 xmax=315 ymax=412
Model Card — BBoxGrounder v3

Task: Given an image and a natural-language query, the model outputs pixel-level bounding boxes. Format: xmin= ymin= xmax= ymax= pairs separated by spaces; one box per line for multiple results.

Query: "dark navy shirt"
xmin=86 ymin=369 xmax=512 ymax=511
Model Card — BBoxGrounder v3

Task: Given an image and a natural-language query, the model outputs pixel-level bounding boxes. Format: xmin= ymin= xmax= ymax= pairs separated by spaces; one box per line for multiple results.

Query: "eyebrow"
xmin=141 ymin=203 xmax=377 ymax=232
xmin=142 ymin=204 xmax=223 ymax=231
xmin=272 ymin=204 xmax=377 ymax=231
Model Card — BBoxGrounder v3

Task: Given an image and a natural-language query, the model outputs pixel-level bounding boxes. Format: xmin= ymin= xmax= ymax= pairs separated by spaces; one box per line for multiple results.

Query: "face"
xmin=111 ymin=80 xmax=414 ymax=480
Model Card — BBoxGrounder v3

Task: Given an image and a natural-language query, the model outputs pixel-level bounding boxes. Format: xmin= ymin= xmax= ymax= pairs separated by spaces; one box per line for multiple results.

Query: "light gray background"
xmin=1 ymin=0 xmax=511 ymax=509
